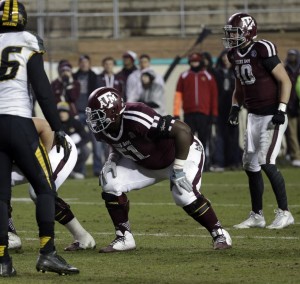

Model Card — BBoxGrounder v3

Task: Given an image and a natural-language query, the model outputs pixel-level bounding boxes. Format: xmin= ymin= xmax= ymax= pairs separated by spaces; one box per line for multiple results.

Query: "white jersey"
xmin=0 ymin=31 xmax=45 ymax=118
xmin=12 ymin=134 xmax=78 ymax=198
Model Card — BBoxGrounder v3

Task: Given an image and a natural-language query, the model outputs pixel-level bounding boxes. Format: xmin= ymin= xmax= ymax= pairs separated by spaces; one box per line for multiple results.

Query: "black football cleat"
xmin=36 ymin=251 xmax=79 ymax=275
xmin=0 ymin=257 xmax=17 ymax=277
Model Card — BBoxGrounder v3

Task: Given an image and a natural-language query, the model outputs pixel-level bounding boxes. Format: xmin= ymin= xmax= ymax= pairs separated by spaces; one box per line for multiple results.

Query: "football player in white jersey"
xmin=0 ymin=0 xmax=78 ymax=276
xmin=9 ymin=117 xmax=96 ymax=252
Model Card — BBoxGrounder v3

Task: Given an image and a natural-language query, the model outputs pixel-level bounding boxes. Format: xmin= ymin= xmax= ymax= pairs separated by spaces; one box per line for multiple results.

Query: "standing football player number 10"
xmin=224 ymin=12 xmax=294 ymax=229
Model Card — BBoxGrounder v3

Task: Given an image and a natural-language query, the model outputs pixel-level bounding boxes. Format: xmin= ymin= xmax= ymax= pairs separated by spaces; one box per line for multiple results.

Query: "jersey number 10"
xmin=235 ymin=64 xmax=256 ymax=85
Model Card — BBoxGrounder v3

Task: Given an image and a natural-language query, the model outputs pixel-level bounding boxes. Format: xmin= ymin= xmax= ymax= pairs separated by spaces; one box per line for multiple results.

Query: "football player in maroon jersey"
xmin=86 ymin=87 xmax=232 ymax=252
xmin=223 ymin=12 xmax=294 ymax=229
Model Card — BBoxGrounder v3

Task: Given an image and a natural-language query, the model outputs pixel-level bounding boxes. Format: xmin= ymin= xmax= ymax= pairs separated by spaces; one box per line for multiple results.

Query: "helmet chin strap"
xmin=104 ymin=116 xmax=123 ymax=140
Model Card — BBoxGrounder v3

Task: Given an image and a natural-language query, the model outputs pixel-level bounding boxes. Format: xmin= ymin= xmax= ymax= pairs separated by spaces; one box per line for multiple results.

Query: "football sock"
xmin=39 ymin=236 xmax=54 ymax=254
xmin=64 ymin=217 xmax=90 ymax=241
xmin=261 ymin=164 xmax=288 ymax=211
xmin=183 ymin=195 xmax=221 ymax=232
xmin=8 ymin=203 xmax=17 ymax=234
xmin=0 ymin=200 xmax=10 ymax=262
xmin=245 ymin=170 xmax=264 ymax=214
xmin=36 ymin=194 xmax=55 ymax=254
xmin=102 ymin=192 xmax=131 ymax=234
xmin=55 ymin=196 xmax=75 ymax=225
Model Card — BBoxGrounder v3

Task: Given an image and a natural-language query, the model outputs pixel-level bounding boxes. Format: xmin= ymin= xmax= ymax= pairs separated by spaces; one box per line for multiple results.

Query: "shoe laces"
xmin=110 ymin=235 xmax=125 ymax=246
xmin=274 ymin=209 xmax=285 ymax=218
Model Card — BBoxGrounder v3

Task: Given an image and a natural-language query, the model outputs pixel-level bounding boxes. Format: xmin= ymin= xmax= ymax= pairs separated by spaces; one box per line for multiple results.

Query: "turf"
xmin=8 ymin=167 xmax=300 ymax=283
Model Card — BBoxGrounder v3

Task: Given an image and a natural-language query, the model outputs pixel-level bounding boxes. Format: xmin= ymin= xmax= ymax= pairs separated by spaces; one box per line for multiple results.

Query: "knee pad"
xmin=183 ymin=195 xmax=211 ymax=219
xmin=55 ymin=196 xmax=74 ymax=225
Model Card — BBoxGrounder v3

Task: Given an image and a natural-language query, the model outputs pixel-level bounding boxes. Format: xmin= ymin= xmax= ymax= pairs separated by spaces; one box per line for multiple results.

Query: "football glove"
xmin=272 ymin=110 xmax=285 ymax=125
xmin=54 ymin=131 xmax=71 ymax=162
xmin=228 ymin=105 xmax=240 ymax=126
xmin=170 ymin=169 xmax=193 ymax=195
xmin=101 ymin=160 xmax=117 ymax=185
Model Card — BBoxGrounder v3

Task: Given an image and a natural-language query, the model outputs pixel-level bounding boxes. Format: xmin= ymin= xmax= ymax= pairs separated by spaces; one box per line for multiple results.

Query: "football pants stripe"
xmin=35 ymin=139 xmax=53 ymax=188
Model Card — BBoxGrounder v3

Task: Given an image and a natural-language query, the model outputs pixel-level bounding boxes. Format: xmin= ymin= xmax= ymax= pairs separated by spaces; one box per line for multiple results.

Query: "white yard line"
xmin=20 ymin=230 xmax=299 ymax=241
xmin=11 ymin=197 xmax=300 ymax=208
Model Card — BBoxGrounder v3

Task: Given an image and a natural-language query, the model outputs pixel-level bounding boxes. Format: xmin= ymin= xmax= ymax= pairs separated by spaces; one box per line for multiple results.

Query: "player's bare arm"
xmin=32 ymin=117 xmax=54 ymax=152
xmin=271 ymin=63 xmax=292 ymax=105
xmin=169 ymin=119 xmax=193 ymax=160
xmin=232 ymin=79 xmax=244 ymax=106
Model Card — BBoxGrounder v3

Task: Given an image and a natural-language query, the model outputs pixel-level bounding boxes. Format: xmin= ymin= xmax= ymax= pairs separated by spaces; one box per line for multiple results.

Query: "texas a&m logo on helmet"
xmin=86 ymin=87 xmax=125 ymax=133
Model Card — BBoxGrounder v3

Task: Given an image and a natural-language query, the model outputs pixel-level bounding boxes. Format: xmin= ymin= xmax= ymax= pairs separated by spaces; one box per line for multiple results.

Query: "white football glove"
xmin=170 ymin=169 xmax=193 ymax=195
xmin=100 ymin=160 xmax=117 ymax=185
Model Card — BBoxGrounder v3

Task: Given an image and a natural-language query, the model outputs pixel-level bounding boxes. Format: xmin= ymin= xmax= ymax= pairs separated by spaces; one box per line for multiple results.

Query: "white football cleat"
xmin=266 ymin=209 xmax=294 ymax=229
xmin=64 ymin=233 xmax=96 ymax=251
xmin=212 ymin=228 xmax=232 ymax=250
xmin=233 ymin=211 xmax=266 ymax=229
xmin=99 ymin=230 xmax=136 ymax=253
xmin=8 ymin=232 xmax=22 ymax=250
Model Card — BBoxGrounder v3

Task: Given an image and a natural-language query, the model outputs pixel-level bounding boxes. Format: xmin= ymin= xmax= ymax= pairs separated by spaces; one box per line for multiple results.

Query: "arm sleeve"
xmin=262 ymin=55 xmax=281 ymax=73
xmin=27 ymin=53 xmax=62 ymax=131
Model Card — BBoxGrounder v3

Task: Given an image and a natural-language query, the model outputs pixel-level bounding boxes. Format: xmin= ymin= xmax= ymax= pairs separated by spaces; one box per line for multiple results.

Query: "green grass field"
xmin=8 ymin=167 xmax=300 ymax=284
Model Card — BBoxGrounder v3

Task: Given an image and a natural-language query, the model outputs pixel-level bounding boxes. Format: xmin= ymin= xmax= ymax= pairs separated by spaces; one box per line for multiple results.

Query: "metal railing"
xmin=24 ymin=0 xmax=300 ymax=40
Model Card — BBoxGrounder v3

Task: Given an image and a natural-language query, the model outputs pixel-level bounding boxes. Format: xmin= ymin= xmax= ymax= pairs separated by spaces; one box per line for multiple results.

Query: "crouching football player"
xmin=86 ymin=87 xmax=232 ymax=252
xmin=9 ymin=117 xmax=96 ymax=251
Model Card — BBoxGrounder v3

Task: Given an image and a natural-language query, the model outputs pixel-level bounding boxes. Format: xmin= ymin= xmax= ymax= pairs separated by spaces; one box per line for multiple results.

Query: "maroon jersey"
xmin=228 ymin=40 xmax=279 ymax=114
xmin=95 ymin=103 xmax=176 ymax=170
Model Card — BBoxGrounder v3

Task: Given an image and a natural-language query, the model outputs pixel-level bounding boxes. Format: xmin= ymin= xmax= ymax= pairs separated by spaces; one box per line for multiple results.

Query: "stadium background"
xmin=25 ymin=0 xmax=300 ymax=115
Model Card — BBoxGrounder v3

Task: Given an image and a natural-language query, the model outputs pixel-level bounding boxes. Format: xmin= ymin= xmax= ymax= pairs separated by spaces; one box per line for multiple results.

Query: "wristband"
xmin=108 ymin=152 xmax=119 ymax=163
xmin=232 ymin=104 xmax=241 ymax=110
xmin=278 ymin=102 xmax=287 ymax=113
xmin=173 ymin=158 xmax=185 ymax=170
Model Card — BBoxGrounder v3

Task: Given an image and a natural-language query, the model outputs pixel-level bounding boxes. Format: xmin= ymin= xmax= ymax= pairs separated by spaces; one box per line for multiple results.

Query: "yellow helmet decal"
xmin=2 ymin=0 xmax=18 ymax=27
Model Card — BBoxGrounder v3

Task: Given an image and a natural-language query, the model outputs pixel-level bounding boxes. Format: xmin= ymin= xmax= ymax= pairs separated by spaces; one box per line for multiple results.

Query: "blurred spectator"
xmin=126 ymin=54 xmax=164 ymax=102
xmin=73 ymin=54 xmax=104 ymax=176
xmin=201 ymin=51 xmax=217 ymax=76
xmin=98 ymin=56 xmax=124 ymax=94
xmin=73 ymin=55 xmax=98 ymax=124
xmin=284 ymin=49 xmax=300 ymax=167
xmin=116 ymin=50 xmax=138 ymax=101
xmin=210 ymin=50 xmax=241 ymax=171
xmin=51 ymin=60 xmax=80 ymax=116
xmin=173 ymin=52 xmax=218 ymax=164
xmin=136 ymin=69 xmax=166 ymax=115
xmin=57 ymin=102 xmax=91 ymax=179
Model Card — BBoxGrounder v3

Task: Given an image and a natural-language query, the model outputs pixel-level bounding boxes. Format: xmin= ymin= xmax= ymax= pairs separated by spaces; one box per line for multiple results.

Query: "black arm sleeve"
xmin=262 ymin=55 xmax=281 ymax=73
xmin=27 ymin=53 xmax=62 ymax=131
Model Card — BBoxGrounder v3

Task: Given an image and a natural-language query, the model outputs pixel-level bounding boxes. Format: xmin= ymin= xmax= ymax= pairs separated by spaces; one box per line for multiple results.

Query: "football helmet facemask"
xmin=0 ymin=0 xmax=27 ymax=31
xmin=222 ymin=12 xmax=257 ymax=49
xmin=86 ymin=87 xmax=125 ymax=134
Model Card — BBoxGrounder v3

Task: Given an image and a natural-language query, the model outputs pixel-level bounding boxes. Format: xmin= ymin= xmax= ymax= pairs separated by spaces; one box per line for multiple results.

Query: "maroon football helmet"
xmin=86 ymin=87 xmax=125 ymax=133
xmin=222 ymin=12 xmax=257 ymax=49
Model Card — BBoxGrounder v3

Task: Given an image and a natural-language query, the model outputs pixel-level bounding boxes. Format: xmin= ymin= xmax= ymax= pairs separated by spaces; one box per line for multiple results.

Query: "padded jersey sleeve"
xmin=27 ymin=53 xmax=62 ymax=131
xmin=24 ymin=31 xmax=46 ymax=53
xmin=256 ymin=40 xmax=280 ymax=72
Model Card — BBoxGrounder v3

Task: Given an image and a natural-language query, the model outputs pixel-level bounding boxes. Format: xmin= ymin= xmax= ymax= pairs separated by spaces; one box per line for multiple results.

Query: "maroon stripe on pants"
xmin=266 ymin=124 xmax=279 ymax=164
